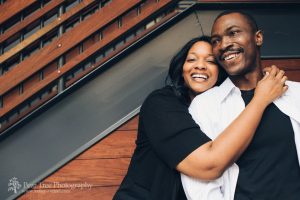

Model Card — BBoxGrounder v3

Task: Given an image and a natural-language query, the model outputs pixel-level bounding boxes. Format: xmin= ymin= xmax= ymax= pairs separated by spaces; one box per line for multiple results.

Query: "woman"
xmin=113 ymin=36 xmax=287 ymax=200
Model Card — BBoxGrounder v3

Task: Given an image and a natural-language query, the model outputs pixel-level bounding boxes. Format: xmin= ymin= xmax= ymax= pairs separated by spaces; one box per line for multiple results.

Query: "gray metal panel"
xmin=0 ymin=13 xmax=202 ymax=200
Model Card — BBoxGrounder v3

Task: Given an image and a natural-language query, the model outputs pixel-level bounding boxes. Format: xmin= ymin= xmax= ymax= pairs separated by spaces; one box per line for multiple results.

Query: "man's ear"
xmin=255 ymin=30 xmax=263 ymax=47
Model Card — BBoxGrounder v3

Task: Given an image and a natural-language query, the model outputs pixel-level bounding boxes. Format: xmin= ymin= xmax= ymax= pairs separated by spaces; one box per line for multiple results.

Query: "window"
xmin=65 ymin=0 xmax=80 ymax=12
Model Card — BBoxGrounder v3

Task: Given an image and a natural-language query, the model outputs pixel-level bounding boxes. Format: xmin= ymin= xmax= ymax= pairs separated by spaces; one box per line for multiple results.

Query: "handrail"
xmin=0 ymin=0 xmax=36 ymax=25
xmin=0 ymin=0 xmax=96 ymax=64
xmin=0 ymin=0 xmax=174 ymax=117
xmin=0 ymin=0 xmax=65 ymax=44
xmin=0 ymin=91 xmax=57 ymax=132
xmin=0 ymin=0 xmax=141 ymax=96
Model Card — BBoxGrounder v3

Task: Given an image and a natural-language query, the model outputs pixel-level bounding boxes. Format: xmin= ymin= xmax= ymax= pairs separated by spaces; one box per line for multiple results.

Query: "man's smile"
xmin=220 ymin=48 xmax=244 ymax=61
xmin=219 ymin=48 xmax=244 ymax=67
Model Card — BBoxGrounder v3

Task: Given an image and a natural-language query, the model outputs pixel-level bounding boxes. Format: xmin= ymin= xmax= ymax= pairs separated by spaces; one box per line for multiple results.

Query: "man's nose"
xmin=220 ymin=36 xmax=232 ymax=52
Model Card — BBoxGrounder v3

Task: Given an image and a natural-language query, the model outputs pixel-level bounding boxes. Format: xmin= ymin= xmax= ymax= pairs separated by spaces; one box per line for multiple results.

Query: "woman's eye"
xmin=186 ymin=58 xmax=196 ymax=62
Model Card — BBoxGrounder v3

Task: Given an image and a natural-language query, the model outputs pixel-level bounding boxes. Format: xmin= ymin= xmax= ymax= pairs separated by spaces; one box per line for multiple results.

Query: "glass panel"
xmin=23 ymin=1 xmax=41 ymax=19
xmin=64 ymin=16 xmax=80 ymax=32
xmin=23 ymin=41 xmax=40 ymax=60
xmin=2 ymin=55 xmax=20 ymax=73
xmin=3 ymin=34 xmax=20 ymax=52
xmin=2 ymin=14 xmax=21 ymax=32
xmin=44 ymin=10 xmax=58 ymax=26
xmin=65 ymin=0 xmax=80 ymax=12
xmin=23 ymin=20 xmax=41 ymax=39
xmin=43 ymin=29 xmax=58 ymax=47
xmin=101 ymin=0 xmax=112 ymax=7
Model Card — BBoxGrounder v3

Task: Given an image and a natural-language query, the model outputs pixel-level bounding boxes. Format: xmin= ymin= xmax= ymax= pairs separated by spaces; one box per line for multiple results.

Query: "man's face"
xmin=211 ymin=13 xmax=262 ymax=76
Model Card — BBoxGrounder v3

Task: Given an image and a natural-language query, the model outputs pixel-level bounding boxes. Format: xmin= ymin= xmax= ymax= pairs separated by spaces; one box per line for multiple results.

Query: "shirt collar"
xmin=220 ymin=78 xmax=300 ymax=124
xmin=219 ymin=78 xmax=241 ymax=102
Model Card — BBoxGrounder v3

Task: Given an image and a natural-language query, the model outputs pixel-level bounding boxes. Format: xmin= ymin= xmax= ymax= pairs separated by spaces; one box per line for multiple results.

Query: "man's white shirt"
xmin=181 ymin=78 xmax=300 ymax=200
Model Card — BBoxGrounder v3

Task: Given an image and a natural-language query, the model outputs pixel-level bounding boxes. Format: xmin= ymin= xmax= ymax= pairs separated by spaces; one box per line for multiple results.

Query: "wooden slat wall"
xmin=0 ymin=0 xmax=141 ymax=96
xmin=0 ymin=0 xmax=177 ymax=133
xmin=0 ymin=0 xmax=36 ymax=25
xmin=0 ymin=0 xmax=64 ymax=44
xmin=19 ymin=116 xmax=139 ymax=200
xmin=19 ymin=59 xmax=300 ymax=199
xmin=0 ymin=0 xmax=96 ymax=64
xmin=262 ymin=59 xmax=300 ymax=82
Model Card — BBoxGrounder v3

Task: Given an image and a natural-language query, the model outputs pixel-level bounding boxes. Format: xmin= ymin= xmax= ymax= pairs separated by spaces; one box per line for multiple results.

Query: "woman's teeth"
xmin=192 ymin=74 xmax=208 ymax=80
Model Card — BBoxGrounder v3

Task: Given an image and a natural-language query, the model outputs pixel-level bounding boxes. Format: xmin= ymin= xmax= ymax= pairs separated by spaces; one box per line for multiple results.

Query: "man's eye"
xmin=211 ymin=39 xmax=220 ymax=45
xmin=230 ymin=30 xmax=239 ymax=36
xmin=207 ymin=60 xmax=216 ymax=64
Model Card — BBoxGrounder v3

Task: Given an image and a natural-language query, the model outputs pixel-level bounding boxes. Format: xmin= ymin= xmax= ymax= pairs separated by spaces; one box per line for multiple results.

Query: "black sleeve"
xmin=140 ymin=89 xmax=211 ymax=169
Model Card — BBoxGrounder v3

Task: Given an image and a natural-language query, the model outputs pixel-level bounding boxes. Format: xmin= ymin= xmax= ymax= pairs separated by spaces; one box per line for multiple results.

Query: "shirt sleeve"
xmin=140 ymin=90 xmax=211 ymax=169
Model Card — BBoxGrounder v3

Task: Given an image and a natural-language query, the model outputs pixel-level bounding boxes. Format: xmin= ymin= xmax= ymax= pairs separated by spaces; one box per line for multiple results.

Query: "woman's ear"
xmin=255 ymin=30 xmax=263 ymax=46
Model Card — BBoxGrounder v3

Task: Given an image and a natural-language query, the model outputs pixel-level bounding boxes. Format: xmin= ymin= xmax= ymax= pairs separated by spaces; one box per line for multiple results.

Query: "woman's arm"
xmin=176 ymin=66 xmax=288 ymax=180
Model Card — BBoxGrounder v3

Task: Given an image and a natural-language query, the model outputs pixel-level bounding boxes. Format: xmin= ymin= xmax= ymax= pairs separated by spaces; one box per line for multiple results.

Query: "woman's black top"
xmin=113 ymin=86 xmax=210 ymax=200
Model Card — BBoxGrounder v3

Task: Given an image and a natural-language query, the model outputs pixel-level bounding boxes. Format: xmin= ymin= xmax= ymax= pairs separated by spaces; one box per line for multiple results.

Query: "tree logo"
xmin=8 ymin=177 xmax=22 ymax=194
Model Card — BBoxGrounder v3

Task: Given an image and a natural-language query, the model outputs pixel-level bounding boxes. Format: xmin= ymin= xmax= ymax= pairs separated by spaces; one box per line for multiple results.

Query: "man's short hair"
xmin=214 ymin=10 xmax=259 ymax=33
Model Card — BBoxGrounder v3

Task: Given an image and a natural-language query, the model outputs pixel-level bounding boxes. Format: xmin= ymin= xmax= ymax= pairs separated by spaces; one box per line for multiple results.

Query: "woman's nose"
xmin=194 ymin=62 xmax=207 ymax=70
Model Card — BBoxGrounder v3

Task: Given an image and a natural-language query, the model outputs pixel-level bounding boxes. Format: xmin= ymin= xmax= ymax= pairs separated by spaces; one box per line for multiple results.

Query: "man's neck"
xmin=230 ymin=66 xmax=264 ymax=91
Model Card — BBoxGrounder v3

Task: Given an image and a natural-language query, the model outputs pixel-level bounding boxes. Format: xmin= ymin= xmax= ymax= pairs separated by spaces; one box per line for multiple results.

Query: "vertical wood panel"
xmin=82 ymin=34 xmax=99 ymax=52
xmin=3 ymin=87 xmax=19 ymax=107
xmin=122 ymin=8 xmax=138 ymax=26
xmin=43 ymin=60 xmax=58 ymax=77
xmin=23 ymin=73 xmax=40 ymax=91
xmin=19 ymin=115 xmax=139 ymax=199
xmin=117 ymin=116 xmax=139 ymax=131
xmin=42 ymin=158 xmax=131 ymax=186
xmin=262 ymin=59 xmax=300 ymax=82
xmin=102 ymin=21 xmax=119 ymax=39
xmin=65 ymin=46 xmax=80 ymax=64
xmin=77 ymin=131 xmax=137 ymax=159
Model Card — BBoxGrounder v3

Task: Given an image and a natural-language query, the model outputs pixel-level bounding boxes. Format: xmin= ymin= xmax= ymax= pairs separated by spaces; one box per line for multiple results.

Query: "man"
xmin=181 ymin=11 xmax=300 ymax=199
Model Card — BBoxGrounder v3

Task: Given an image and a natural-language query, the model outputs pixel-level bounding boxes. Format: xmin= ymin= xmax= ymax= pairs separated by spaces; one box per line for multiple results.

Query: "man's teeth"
xmin=224 ymin=53 xmax=239 ymax=61
xmin=192 ymin=74 xmax=208 ymax=79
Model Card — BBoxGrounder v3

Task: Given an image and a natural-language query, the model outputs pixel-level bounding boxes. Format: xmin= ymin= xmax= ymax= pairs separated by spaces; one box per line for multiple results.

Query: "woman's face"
xmin=183 ymin=41 xmax=219 ymax=98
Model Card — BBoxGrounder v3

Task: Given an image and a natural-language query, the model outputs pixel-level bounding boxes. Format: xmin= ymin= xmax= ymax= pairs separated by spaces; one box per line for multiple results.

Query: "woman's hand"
xmin=254 ymin=65 xmax=288 ymax=107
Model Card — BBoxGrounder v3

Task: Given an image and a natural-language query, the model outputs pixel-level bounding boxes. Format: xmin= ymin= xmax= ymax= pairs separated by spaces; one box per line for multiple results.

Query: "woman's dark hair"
xmin=165 ymin=35 xmax=227 ymax=104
